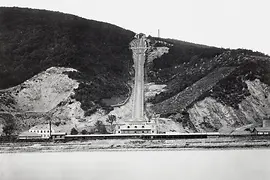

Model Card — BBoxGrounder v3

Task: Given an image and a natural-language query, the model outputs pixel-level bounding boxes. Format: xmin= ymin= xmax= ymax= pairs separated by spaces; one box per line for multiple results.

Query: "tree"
xmin=70 ymin=127 xmax=78 ymax=135
xmin=94 ymin=120 xmax=107 ymax=134
xmin=106 ymin=115 xmax=116 ymax=126
xmin=2 ymin=123 xmax=15 ymax=136
xmin=81 ymin=129 xmax=88 ymax=135
xmin=1 ymin=114 xmax=16 ymax=136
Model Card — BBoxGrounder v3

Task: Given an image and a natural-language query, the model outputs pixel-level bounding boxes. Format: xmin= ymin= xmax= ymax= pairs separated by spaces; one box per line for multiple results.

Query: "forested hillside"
xmin=0 ymin=7 xmax=135 ymax=114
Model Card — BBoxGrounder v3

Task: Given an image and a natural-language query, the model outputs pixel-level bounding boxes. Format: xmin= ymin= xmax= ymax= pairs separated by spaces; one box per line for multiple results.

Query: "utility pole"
xmin=49 ymin=120 xmax=52 ymax=138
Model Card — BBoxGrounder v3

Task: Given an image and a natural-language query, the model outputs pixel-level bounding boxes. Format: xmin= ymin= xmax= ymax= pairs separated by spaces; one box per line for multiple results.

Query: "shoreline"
xmin=1 ymin=138 xmax=270 ymax=153
xmin=2 ymin=146 xmax=270 ymax=154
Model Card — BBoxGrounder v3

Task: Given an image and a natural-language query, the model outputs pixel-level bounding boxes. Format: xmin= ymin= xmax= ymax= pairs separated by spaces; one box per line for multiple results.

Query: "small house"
xmin=253 ymin=119 xmax=270 ymax=135
xmin=51 ymin=132 xmax=66 ymax=140
xmin=253 ymin=127 xmax=270 ymax=135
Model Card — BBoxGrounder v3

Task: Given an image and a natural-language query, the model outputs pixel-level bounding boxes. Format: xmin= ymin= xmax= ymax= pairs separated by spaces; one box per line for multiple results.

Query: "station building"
xmin=116 ymin=121 xmax=157 ymax=134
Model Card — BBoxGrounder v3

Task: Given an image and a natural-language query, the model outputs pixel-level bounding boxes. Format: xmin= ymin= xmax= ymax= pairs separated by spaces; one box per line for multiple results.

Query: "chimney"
xmin=49 ymin=121 xmax=52 ymax=137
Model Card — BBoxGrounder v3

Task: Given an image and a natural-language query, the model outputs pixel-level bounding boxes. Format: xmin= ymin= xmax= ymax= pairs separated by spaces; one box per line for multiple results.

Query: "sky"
xmin=1 ymin=0 xmax=269 ymax=55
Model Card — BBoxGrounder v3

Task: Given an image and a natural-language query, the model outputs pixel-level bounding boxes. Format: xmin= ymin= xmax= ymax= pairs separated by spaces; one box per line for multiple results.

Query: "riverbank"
xmin=1 ymin=137 xmax=270 ymax=153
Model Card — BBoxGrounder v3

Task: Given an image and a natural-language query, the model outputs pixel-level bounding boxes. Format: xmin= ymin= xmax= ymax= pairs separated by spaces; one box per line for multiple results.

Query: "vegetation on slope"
xmin=147 ymin=37 xmax=270 ymax=132
xmin=207 ymin=54 xmax=270 ymax=109
xmin=148 ymin=37 xmax=269 ymax=107
xmin=147 ymin=37 xmax=226 ymax=104
xmin=0 ymin=7 xmax=135 ymax=114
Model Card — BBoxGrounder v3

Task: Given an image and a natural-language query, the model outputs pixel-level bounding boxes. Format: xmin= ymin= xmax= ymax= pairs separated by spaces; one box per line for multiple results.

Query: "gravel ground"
xmin=1 ymin=137 xmax=270 ymax=153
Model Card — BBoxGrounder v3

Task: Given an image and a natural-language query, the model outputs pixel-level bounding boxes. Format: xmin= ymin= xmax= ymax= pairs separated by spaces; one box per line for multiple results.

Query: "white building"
xmin=116 ymin=121 xmax=157 ymax=134
xmin=29 ymin=124 xmax=54 ymax=139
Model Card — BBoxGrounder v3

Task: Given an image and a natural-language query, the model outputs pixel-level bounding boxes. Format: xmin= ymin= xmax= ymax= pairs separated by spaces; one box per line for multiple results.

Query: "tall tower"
xmin=115 ymin=33 xmax=157 ymax=134
xmin=130 ymin=34 xmax=148 ymax=121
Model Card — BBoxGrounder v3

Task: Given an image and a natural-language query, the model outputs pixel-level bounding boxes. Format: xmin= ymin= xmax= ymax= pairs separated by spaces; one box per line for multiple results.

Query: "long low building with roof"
xmin=18 ymin=131 xmax=42 ymax=139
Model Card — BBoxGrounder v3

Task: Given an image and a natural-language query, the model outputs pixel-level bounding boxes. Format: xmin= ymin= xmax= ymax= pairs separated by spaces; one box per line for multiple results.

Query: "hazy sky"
xmin=1 ymin=0 xmax=269 ymax=55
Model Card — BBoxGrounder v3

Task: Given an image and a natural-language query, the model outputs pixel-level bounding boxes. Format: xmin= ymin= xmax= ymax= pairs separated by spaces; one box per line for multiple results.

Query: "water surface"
xmin=0 ymin=149 xmax=269 ymax=180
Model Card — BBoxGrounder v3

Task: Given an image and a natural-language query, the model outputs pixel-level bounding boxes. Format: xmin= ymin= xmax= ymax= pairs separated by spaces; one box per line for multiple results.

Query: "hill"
xmin=146 ymin=37 xmax=270 ymax=133
xmin=0 ymin=7 xmax=135 ymax=115
xmin=1 ymin=7 xmax=270 ymax=135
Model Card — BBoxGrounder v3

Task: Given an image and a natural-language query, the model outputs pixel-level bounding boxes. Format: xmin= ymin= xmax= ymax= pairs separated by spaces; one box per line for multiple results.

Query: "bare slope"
xmin=0 ymin=67 xmax=83 ymax=134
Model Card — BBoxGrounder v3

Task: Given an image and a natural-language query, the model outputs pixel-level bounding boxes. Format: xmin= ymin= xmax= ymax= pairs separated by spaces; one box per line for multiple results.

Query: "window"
xmin=135 ymin=126 xmax=137 ymax=128
xmin=142 ymin=126 xmax=144 ymax=128
xmin=118 ymin=131 xmax=120 ymax=133
xmin=127 ymin=126 xmax=130 ymax=128
xmin=152 ymin=131 xmax=154 ymax=133
xmin=47 ymin=130 xmax=49 ymax=133
xmin=142 ymin=131 xmax=144 ymax=133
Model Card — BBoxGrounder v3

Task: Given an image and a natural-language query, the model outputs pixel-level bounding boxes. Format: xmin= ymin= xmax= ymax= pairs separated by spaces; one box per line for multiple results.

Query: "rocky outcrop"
xmin=147 ymin=47 xmax=169 ymax=63
xmin=188 ymin=79 xmax=270 ymax=132
xmin=0 ymin=67 xmax=85 ymax=134
xmin=14 ymin=67 xmax=79 ymax=112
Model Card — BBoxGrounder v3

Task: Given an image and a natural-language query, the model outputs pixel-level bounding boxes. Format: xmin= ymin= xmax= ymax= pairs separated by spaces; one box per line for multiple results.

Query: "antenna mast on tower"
xmin=158 ymin=29 xmax=160 ymax=38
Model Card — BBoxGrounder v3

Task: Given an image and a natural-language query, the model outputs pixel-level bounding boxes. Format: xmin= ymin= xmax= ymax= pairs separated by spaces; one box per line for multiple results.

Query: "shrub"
xmin=81 ymin=129 xmax=88 ymax=135
xmin=94 ymin=120 xmax=108 ymax=134
xmin=70 ymin=127 xmax=78 ymax=135
xmin=106 ymin=115 xmax=116 ymax=125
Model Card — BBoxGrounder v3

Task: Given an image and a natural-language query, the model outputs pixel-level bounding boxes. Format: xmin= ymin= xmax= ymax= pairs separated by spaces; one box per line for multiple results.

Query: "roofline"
xmin=51 ymin=132 xmax=66 ymax=135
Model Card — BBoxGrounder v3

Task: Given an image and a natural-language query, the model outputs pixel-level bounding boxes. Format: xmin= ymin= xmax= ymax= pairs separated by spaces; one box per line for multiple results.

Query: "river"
xmin=0 ymin=149 xmax=269 ymax=180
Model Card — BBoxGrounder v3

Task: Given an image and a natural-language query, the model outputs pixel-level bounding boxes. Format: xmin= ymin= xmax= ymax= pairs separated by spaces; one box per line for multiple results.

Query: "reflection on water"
xmin=0 ymin=149 xmax=270 ymax=180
